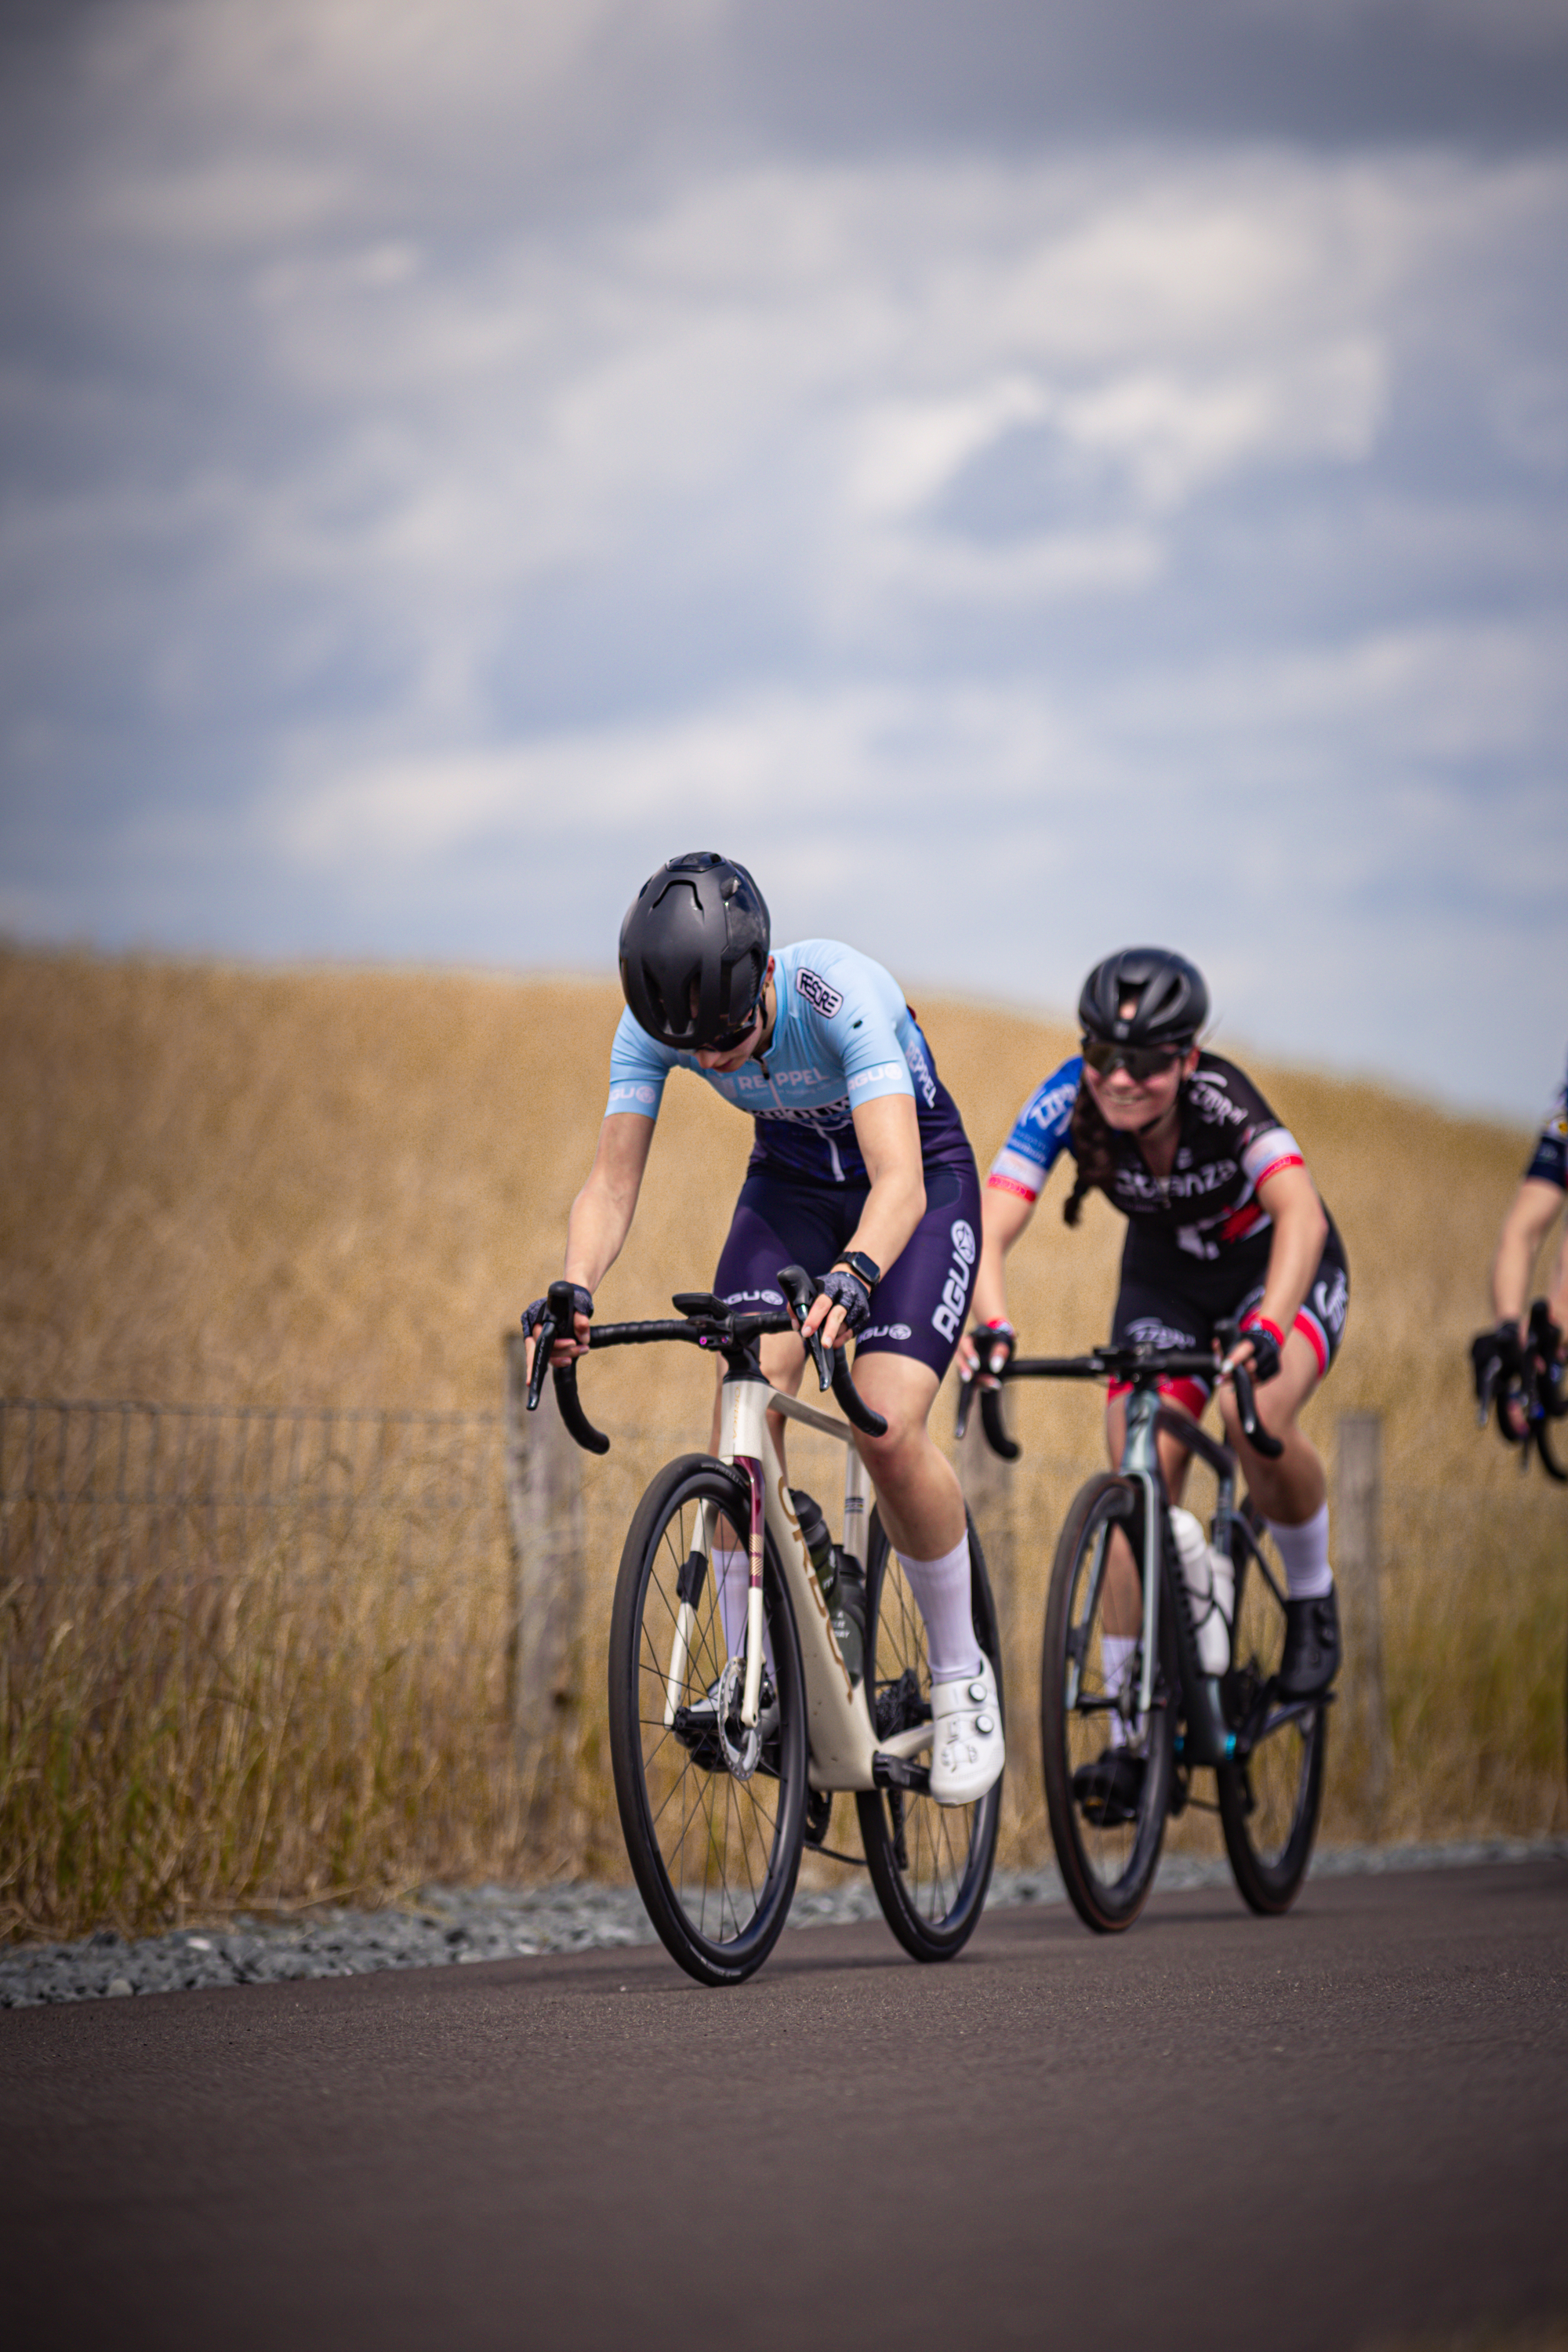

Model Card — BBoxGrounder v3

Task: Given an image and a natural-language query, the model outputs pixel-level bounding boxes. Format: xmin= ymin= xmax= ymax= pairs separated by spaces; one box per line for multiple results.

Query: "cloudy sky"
xmin=2 ymin=0 xmax=1566 ymax=1119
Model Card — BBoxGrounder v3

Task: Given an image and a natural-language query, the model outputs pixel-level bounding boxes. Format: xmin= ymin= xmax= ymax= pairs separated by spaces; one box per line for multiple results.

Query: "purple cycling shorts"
xmin=711 ymin=1156 xmax=982 ymax=1382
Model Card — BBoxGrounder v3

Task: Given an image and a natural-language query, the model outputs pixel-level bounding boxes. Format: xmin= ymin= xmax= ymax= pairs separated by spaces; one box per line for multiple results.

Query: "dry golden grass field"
xmin=1 ymin=947 xmax=1563 ymax=1938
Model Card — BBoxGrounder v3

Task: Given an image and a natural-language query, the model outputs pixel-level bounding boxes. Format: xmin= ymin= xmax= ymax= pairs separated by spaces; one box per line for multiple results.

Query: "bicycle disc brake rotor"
xmin=715 ymin=1657 xmax=762 ymax=1782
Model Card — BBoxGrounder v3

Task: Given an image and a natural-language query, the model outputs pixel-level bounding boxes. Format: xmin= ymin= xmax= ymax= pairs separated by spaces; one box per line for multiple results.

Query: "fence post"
xmin=960 ymin=1397 xmax=1016 ymax=1679
xmin=1335 ymin=1412 xmax=1390 ymax=1822
xmin=503 ymin=1333 xmax=585 ymax=1828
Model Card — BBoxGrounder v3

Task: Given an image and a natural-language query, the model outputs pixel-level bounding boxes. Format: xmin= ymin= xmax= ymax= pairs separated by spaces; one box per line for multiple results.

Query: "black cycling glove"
xmin=521 ymin=1285 xmax=594 ymax=1339
xmin=1238 ymin=1321 xmax=1283 ymax=1385
xmin=976 ymin=1320 xmax=1016 ymax=1384
xmin=1470 ymin=1319 xmax=1522 ymax=1404
xmin=815 ymin=1266 xmax=872 ymax=1340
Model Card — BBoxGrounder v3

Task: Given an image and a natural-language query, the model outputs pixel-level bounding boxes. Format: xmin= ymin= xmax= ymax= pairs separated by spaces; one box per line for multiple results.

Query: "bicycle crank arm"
xmin=872 ymin=1751 xmax=932 ymax=1795
xmin=875 ymin=1724 xmax=935 ymax=1762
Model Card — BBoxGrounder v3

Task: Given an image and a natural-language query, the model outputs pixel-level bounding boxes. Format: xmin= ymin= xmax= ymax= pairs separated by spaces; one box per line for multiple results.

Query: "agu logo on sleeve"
xmin=932 ymin=1218 xmax=976 ymax=1342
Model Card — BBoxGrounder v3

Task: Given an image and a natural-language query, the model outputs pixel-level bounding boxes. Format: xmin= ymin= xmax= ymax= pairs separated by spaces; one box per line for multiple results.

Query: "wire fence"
xmin=2 ymin=1391 xmax=1563 ymax=1943
xmin=0 ymin=1396 xmax=507 ymax=1586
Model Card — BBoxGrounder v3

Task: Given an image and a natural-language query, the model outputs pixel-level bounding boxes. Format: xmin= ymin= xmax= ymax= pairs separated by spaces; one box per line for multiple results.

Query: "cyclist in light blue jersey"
xmin=524 ymin=852 xmax=1004 ymax=1806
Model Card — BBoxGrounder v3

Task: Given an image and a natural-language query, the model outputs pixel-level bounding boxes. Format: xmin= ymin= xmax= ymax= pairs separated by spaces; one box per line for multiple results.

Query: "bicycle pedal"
xmin=803 ymin=1788 xmax=833 ymax=1848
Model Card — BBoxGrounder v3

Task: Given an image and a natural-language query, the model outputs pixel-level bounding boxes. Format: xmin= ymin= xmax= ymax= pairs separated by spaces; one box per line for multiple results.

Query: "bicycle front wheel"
xmin=855 ymin=1507 xmax=1003 ymax=1963
xmin=1217 ymin=1503 xmax=1326 ymax=1915
xmin=608 ymin=1454 xmax=808 ymax=1986
xmin=1040 ymin=1474 xmax=1175 ymax=1934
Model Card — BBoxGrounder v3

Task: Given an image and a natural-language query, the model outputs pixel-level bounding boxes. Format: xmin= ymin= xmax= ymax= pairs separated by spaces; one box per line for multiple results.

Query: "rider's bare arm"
xmin=531 ymin=1112 xmax=655 ymax=1370
xmin=1490 ymin=1177 xmax=1566 ymax=1330
xmin=957 ymin=1182 xmax=1036 ymax=1374
xmin=1225 ymin=1162 xmax=1328 ymax=1367
xmin=802 ymin=1092 xmax=927 ymax=1352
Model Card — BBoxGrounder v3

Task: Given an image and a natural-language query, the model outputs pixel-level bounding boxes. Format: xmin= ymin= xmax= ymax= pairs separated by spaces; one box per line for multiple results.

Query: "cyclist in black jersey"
xmin=962 ymin=948 xmax=1348 ymax=1720
xmin=1471 ymin=1051 xmax=1568 ymax=1432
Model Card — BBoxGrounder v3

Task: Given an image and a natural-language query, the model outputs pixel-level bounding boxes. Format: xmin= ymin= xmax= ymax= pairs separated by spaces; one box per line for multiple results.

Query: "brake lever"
xmin=1476 ymin=1359 xmax=1498 ymax=1429
xmin=777 ymin=1262 xmax=833 ymax=1393
xmin=526 ymin=1279 xmax=586 ymax=1414
xmin=1231 ymin=1361 xmax=1284 ymax=1460
xmin=524 ymin=1309 xmax=557 ymax=1411
xmin=954 ymin=1365 xmax=975 ymax=1442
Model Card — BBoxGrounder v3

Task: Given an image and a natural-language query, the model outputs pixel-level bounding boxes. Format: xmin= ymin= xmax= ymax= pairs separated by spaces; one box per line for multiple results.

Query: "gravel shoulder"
xmin=4 ymin=1835 xmax=1563 ymax=2008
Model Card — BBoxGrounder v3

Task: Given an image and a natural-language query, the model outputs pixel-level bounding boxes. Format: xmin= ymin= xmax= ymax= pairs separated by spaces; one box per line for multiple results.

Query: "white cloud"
xmin=2 ymin=5 xmax=1566 ymax=1117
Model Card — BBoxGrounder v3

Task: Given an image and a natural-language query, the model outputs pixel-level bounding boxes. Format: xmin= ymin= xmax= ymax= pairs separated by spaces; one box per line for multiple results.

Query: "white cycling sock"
xmin=898 ymin=1534 xmax=982 ymax=1682
xmin=1265 ymin=1504 xmax=1333 ymax=1601
xmin=1100 ymin=1633 xmax=1138 ymax=1749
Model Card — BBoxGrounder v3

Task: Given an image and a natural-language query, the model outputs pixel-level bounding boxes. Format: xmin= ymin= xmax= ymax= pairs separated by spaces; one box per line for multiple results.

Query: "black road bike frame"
xmin=959 ymin=1329 xmax=1316 ymax=1769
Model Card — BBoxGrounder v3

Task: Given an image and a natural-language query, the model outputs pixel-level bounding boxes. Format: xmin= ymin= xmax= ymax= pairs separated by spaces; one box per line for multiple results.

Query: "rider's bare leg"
xmin=1216 ymin=1331 xmax=1330 ymax=1595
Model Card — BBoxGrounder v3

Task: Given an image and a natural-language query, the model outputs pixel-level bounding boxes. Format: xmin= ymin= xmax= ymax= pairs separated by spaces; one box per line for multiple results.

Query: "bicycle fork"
xmin=662 ymin=1363 xmax=887 ymax=1787
xmin=1121 ymin=1388 xmax=1237 ymax=1768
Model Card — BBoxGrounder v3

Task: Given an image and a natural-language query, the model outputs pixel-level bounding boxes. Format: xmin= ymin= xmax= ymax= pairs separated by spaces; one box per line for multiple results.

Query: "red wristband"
xmin=1243 ymin=1313 xmax=1286 ymax=1348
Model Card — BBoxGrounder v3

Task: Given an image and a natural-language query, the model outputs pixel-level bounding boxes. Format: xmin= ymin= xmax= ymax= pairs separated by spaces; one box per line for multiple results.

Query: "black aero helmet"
xmin=1078 ymin=947 xmax=1208 ymax=1050
xmin=619 ymin=852 xmax=771 ymax=1051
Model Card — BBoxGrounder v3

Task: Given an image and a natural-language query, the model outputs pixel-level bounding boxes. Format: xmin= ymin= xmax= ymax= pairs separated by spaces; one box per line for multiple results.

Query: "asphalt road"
xmin=3 ymin=1862 xmax=1566 ymax=2352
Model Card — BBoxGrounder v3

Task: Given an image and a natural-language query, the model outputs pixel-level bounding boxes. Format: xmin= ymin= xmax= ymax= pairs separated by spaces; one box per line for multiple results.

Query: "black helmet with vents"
xmin=1077 ymin=948 xmax=1209 ymax=1051
xmin=619 ymin=853 xmax=771 ymax=1051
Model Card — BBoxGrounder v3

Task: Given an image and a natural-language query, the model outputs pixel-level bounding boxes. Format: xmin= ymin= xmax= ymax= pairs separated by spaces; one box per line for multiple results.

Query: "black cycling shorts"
xmin=1109 ymin=1221 xmax=1350 ymax=1415
xmin=712 ymin=1157 xmax=983 ymax=1383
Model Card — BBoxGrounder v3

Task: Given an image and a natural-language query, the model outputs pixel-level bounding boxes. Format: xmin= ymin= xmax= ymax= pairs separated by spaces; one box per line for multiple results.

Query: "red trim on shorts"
xmin=1108 ymin=1374 xmax=1210 ymax=1420
xmin=1243 ymin=1304 xmax=1329 ymax=1377
xmin=1294 ymin=1308 xmax=1329 ymax=1377
xmin=1242 ymin=1311 xmax=1287 ymax=1348
xmin=985 ymin=1173 xmax=1039 ymax=1202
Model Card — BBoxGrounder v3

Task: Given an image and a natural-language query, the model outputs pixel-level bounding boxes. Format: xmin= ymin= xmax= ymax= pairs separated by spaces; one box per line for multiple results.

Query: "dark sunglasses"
xmin=1081 ymin=1039 xmax=1185 ymax=1082
xmin=702 ymin=998 xmax=764 ymax=1056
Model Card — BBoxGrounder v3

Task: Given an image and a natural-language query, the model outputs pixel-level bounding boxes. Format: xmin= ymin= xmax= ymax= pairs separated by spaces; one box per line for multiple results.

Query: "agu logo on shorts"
xmin=932 ymin=1221 xmax=975 ymax=1343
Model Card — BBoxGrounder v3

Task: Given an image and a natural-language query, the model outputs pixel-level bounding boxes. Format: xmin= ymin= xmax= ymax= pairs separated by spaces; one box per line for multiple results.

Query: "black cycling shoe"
xmin=1073 ymin=1749 xmax=1146 ymax=1828
xmin=1276 ymin=1589 xmax=1341 ymax=1699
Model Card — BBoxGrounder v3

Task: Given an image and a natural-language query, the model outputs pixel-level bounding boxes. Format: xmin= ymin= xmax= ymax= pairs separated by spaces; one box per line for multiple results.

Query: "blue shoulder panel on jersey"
xmin=987 ymin=1056 xmax=1082 ymax=1200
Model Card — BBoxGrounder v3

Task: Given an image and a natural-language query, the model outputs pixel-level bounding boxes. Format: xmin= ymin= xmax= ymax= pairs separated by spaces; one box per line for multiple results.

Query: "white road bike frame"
xmin=659 ymin=1361 xmax=934 ymax=1794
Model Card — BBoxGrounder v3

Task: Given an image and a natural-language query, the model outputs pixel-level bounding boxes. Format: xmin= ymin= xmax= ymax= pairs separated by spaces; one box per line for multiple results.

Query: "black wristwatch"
xmin=833 ymin=1250 xmax=881 ymax=1293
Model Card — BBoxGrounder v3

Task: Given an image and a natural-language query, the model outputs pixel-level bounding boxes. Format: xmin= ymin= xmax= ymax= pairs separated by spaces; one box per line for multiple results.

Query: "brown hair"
xmin=1062 ymin=1078 xmax=1119 ymax=1228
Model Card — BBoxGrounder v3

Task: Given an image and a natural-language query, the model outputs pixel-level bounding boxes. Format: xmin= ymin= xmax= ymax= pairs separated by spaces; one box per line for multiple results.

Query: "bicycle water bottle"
xmin=789 ymin=1487 xmax=864 ymax=1683
xmin=1170 ymin=1506 xmax=1235 ymax=1676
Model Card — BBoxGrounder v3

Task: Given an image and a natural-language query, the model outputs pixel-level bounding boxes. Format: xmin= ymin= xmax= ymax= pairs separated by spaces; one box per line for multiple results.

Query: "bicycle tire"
xmin=855 ymin=1506 xmax=1003 ymax=1963
xmin=608 ymin=1454 xmax=808 ymax=1986
xmin=1040 ymin=1473 xmax=1176 ymax=1934
xmin=1216 ymin=1503 xmax=1327 ymax=1915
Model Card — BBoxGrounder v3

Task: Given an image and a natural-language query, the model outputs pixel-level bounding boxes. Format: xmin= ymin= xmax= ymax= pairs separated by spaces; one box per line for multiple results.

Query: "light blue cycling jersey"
xmin=605 ymin=939 xmax=972 ymax=1187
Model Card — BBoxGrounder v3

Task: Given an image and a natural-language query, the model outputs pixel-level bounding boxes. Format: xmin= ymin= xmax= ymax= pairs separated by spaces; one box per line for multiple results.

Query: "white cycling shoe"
xmin=928 ymin=1653 xmax=1005 ymax=1807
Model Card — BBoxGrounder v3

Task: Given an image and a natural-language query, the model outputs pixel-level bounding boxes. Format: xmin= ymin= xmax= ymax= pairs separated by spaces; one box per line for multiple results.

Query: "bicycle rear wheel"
xmin=608 ymin=1454 xmax=808 ymax=1985
xmin=856 ymin=1507 xmax=1003 ymax=1962
xmin=1040 ymin=1474 xmax=1175 ymax=1934
xmin=1216 ymin=1503 xmax=1327 ymax=1915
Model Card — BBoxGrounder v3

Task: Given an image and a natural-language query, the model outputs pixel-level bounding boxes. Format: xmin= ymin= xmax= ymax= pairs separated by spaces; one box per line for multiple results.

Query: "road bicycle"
xmin=525 ymin=1271 xmax=1004 ymax=1986
xmin=1473 ymin=1298 xmax=1568 ymax=1483
xmin=958 ymin=1329 xmax=1325 ymax=1933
